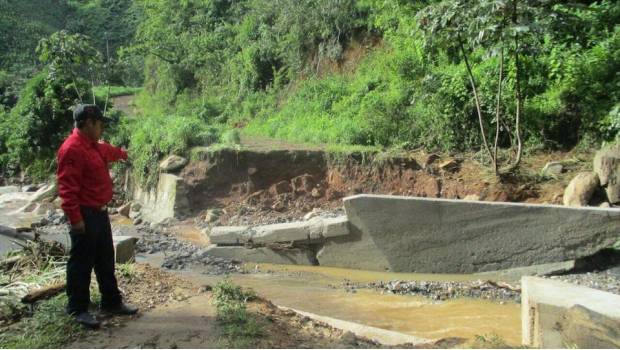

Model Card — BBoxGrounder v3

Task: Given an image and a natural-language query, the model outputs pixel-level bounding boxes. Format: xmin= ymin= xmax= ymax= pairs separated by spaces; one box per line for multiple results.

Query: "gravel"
xmin=548 ymin=268 xmax=620 ymax=295
xmin=135 ymin=225 xmax=242 ymax=275
xmin=348 ymin=279 xmax=521 ymax=302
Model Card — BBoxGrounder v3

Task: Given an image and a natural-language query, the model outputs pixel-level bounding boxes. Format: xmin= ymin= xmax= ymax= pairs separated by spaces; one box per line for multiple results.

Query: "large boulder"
xmin=563 ymin=172 xmax=600 ymax=207
xmin=159 ymin=155 xmax=188 ymax=172
xmin=594 ymin=144 xmax=620 ymax=204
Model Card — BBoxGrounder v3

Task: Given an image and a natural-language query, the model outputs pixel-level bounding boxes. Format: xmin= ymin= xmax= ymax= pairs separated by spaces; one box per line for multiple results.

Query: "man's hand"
xmin=71 ymin=221 xmax=85 ymax=233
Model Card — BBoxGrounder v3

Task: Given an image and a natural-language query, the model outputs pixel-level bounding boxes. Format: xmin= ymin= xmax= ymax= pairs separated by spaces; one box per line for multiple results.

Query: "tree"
xmin=0 ymin=31 xmax=101 ymax=177
xmin=417 ymin=0 xmax=567 ymax=175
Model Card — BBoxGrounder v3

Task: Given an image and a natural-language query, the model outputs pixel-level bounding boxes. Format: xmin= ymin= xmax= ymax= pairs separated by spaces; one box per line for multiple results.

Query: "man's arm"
xmin=57 ymin=146 xmax=85 ymax=226
xmin=97 ymin=141 xmax=128 ymax=163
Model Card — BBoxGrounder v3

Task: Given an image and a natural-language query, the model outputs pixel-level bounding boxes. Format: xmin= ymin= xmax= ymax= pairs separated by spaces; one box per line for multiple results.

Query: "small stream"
xmin=138 ymin=252 xmax=521 ymax=345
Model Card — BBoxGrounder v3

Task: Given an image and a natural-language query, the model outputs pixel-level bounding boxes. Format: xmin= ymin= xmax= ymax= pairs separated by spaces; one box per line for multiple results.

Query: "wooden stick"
xmin=21 ymin=282 xmax=66 ymax=303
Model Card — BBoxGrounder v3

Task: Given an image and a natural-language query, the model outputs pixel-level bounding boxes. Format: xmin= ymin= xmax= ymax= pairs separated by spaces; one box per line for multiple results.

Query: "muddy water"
xmin=150 ymin=258 xmax=521 ymax=346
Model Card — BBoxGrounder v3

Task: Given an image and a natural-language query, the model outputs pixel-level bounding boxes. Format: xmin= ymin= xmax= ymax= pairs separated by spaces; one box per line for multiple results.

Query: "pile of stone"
xmin=362 ymin=279 xmax=521 ymax=302
xmin=135 ymin=226 xmax=242 ymax=275
xmin=564 ymin=144 xmax=620 ymax=207
xmin=549 ymin=269 xmax=620 ymax=295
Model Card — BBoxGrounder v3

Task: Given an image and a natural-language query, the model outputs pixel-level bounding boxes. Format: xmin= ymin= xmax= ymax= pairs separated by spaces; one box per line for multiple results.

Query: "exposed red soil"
xmin=178 ymin=144 xmax=594 ymax=226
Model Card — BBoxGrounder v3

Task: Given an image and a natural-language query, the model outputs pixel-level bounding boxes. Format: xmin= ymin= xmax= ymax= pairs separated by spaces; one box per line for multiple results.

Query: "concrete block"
xmin=204 ymin=245 xmax=316 ymax=265
xmin=318 ymin=194 xmax=620 ymax=273
xmin=113 ymin=235 xmax=138 ymax=263
xmin=252 ymin=221 xmax=312 ymax=244
xmin=521 ymin=276 xmax=620 ymax=348
xmin=133 ymin=173 xmax=190 ymax=223
xmin=322 ymin=216 xmax=350 ymax=238
xmin=208 ymin=226 xmax=250 ymax=244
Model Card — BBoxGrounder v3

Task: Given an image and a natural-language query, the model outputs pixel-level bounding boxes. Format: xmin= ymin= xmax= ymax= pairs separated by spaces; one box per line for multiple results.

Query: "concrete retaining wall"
xmin=521 ymin=276 xmax=620 ymax=348
xmin=319 ymin=195 xmax=620 ymax=273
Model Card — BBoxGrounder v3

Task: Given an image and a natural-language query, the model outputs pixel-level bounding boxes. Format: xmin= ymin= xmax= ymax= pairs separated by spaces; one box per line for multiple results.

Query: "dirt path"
xmin=110 ymin=95 xmax=137 ymax=118
xmin=68 ymin=294 xmax=221 ymax=349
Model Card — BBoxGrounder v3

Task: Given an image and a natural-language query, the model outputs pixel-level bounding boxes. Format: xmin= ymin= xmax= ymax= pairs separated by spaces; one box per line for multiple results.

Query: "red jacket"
xmin=56 ymin=128 xmax=127 ymax=224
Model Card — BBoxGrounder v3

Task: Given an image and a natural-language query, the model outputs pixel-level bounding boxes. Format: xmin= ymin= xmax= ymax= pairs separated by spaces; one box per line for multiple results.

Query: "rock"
xmin=133 ymin=218 xmax=143 ymax=225
xmin=593 ymin=144 xmax=620 ymax=204
xmin=108 ymin=207 xmax=118 ymax=215
xmin=423 ymin=154 xmax=440 ymax=169
xmin=247 ymin=167 xmax=258 ymax=176
xmin=311 ymin=188 xmax=323 ymax=198
xmin=269 ymin=181 xmax=292 ymax=196
xmin=159 ymin=155 xmax=188 ymax=172
xmin=204 ymin=209 xmax=220 ymax=223
xmin=439 ymin=159 xmax=460 ymax=172
xmin=563 ymin=172 xmax=600 ymax=207
xmin=130 ymin=202 xmax=142 ymax=212
xmin=291 ymin=174 xmax=315 ymax=194
xmin=21 ymin=184 xmax=39 ymax=192
xmin=599 ymin=202 xmax=611 ymax=208
xmin=118 ymin=202 xmax=131 ymax=217
xmin=463 ymin=194 xmax=480 ymax=201
xmin=113 ymin=236 xmax=138 ymax=263
xmin=542 ymin=161 xmax=564 ymax=177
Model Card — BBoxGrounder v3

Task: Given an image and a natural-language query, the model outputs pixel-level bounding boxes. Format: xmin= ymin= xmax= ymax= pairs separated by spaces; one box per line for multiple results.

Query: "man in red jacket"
xmin=57 ymin=104 xmax=137 ymax=328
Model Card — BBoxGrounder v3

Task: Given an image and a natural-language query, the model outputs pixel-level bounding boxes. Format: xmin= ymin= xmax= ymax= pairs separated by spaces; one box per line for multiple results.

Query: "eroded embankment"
xmin=166 ymin=148 xmax=530 ymax=226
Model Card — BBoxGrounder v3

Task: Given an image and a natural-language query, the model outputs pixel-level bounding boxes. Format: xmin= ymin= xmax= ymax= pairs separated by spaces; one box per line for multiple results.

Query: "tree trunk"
xmin=494 ymin=45 xmax=504 ymax=175
xmin=459 ymin=39 xmax=496 ymax=171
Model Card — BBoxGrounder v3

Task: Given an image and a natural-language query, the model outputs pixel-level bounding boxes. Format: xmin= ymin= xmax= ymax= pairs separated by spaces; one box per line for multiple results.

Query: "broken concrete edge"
xmin=204 ymin=245 xmax=317 ymax=265
xmin=207 ymin=216 xmax=350 ymax=245
xmin=475 ymin=260 xmax=576 ymax=280
xmin=521 ymin=276 xmax=620 ymax=348
xmin=277 ymin=306 xmax=432 ymax=346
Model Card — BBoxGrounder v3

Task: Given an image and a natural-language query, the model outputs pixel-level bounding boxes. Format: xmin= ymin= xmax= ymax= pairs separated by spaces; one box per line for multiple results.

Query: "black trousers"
xmin=66 ymin=207 xmax=122 ymax=314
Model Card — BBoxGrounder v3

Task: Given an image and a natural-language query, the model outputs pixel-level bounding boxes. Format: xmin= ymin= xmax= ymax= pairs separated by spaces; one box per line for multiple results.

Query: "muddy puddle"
xmin=139 ymin=254 xmax=521 ymax=345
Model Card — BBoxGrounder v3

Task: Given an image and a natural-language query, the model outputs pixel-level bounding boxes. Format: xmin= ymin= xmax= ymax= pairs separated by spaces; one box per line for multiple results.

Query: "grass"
xmin=212 ymin=279 xmax=263 ymax=348
xmin=93 ymin=85 xmax=143 ymax=100
xmin=0 ymin=294 xmax=86 ymax=348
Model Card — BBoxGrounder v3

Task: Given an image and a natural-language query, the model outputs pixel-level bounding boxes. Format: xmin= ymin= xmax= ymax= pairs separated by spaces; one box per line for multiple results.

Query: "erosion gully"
xmin=138 ymin=224 xmax=521 ymax=346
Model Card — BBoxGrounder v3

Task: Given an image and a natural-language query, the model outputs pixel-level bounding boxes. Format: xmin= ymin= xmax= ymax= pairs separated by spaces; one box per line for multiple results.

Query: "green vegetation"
xmin=0 ymin=294 xmax=86 ymax=349
xmin=212 ymin=279 xmax=262 ymax=348
xmin=1 ymin=0 xmax=619 ymax=181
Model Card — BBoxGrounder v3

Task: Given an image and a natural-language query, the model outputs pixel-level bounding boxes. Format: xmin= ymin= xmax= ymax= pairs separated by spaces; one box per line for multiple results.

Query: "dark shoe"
xmin=102 ymin=303 xmax=139 ymax=315
xmin=73 ymin=311 xmax=101 ymax=329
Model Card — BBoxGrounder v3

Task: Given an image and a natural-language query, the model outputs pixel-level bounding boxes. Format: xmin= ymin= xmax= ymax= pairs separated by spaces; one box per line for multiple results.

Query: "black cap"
xmin=73 ymin=104 xmax=110 ymax=123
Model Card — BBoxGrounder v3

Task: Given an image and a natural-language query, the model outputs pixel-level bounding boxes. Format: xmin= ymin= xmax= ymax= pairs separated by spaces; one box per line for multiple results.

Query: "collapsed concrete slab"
xmin=207 ymin=216 xmax=350 ymax=245
xmin=521 ymin=276 xmax=620 ymax=348
xmin=205 ymin=245 xmax=317 ymax=265
xmin=209 ymin=226 xmax=250 ymax=244
xmin=317 ymin=195 xmax=620 ymax=273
